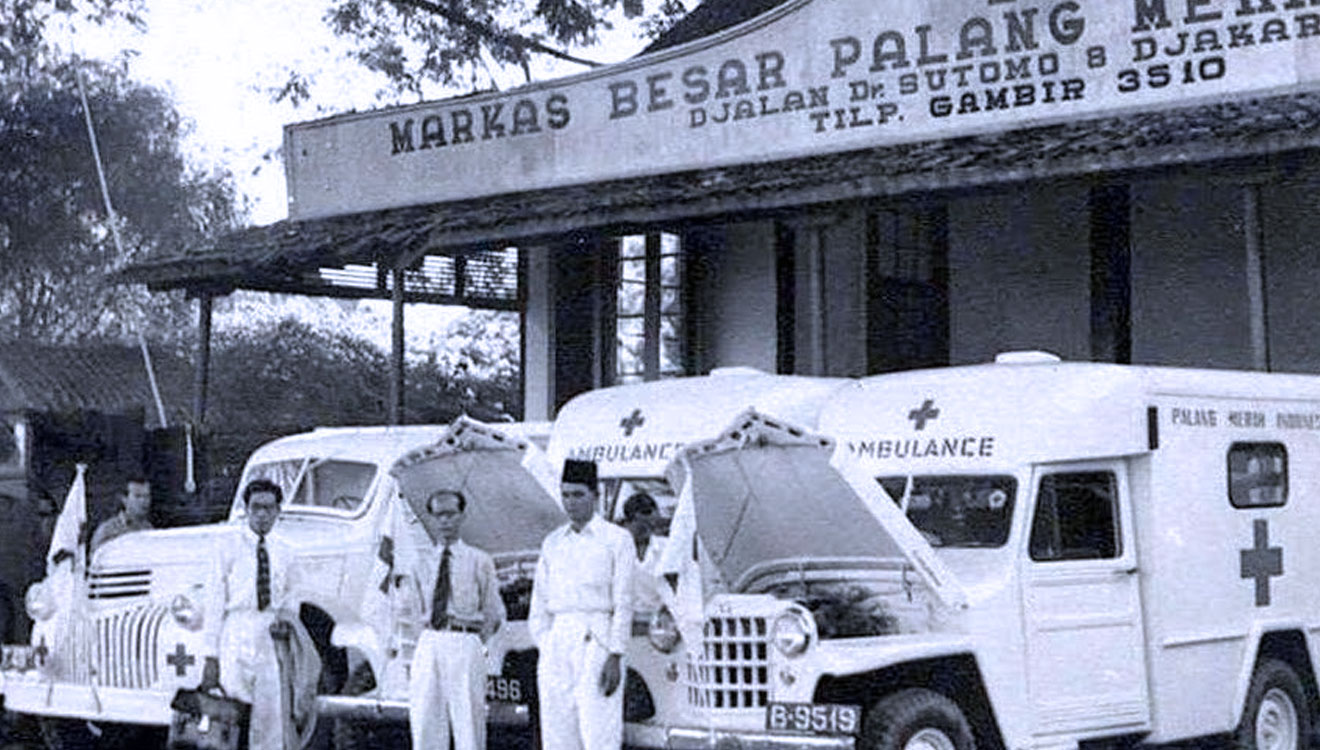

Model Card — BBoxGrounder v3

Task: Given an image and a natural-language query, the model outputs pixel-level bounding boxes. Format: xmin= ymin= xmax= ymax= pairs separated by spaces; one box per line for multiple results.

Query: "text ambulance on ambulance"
xmin=0 ymin=417 xmax=560 ymax=750
xmin=658 ymin=351 xmax=1320 ymax=750
xmin=544 ymin=368 xmax=851 ymax=749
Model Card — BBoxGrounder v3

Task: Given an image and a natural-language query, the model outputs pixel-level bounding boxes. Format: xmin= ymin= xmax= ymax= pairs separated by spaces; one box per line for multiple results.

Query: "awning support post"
xmin=389 ymin=266 xmax=406 ymax=424
xmin=193 ymin=292 xmax=213 ymax=426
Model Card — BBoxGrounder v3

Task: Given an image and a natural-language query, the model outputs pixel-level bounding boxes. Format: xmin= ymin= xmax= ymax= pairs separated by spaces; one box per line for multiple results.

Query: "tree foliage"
xmin=305 ymin=0 xmax=688 ymax=100
xmin=0 ymin=57 xmax=243 ymax=343
xmin=204 ymin=316 xmax=520 ymax=473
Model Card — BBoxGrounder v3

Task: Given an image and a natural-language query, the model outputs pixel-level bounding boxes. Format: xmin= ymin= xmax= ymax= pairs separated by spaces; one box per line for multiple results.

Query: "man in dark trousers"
xmin=529 ymin=459 xmax=634 ymax=750
xmin=408 ymin=488 xmax=506 ymax=750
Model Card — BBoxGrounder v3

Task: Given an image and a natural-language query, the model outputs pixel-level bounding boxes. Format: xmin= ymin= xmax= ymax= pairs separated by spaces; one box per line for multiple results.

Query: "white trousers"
xmin=219 ymin=610 xmax=284 ymax=750
xmin=410 ymin=629 xmax=486 ymax=750
xmin=537 ymin=613 xmax=623 ymax=750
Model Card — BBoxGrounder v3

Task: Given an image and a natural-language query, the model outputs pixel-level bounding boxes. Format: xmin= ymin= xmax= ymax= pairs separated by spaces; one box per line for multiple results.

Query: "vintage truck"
xmin=0 ymin=417 xmax=560 ymax=750
xmin=659 ymin=353 xmax=1320 ymax=750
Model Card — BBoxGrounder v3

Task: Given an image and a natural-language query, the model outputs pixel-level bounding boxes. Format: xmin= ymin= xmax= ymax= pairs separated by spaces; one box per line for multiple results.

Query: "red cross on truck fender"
xmin=166 ymin=642 xmax=195 ymax=676
xmin=1240 ymin=518 xmax=1283 ymax=607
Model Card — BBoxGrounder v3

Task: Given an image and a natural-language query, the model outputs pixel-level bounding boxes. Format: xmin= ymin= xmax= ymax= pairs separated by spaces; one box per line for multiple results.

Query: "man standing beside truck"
xmin=89 ymin=475 xmax=153 ymax=551
xmin=530 ymin=459 xmax=634 ymax=750
xmin=408 ymin=488 xmax=506 ymax=750
xmin=198 ymin=478 xmax=298 ymax=750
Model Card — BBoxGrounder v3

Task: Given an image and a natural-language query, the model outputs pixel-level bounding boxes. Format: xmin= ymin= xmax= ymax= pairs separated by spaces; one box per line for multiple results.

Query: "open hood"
xmin=664 ymin=410 xmax=966 ymax=610
xmin=389 ymin=416 xmax=564 ymax=554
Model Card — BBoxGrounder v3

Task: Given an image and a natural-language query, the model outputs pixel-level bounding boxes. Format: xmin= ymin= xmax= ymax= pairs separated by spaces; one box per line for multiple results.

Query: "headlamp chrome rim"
xmin=648 ymin=606 xmax=681 ymax=653
xmin=170 ymin=593 xmax=204 ymax=631
xmin=771 ymin=610 xmax=813 ymax=657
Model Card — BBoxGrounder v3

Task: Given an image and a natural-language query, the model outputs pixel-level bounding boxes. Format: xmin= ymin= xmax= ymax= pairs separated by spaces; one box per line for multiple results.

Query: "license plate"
xmin=485 ymin=675 xmax=526 ymax=704
xmin=766 ymin=702 xmax=861 ymax=735
xmin=1 ymin=645 xmax=36 ymax=672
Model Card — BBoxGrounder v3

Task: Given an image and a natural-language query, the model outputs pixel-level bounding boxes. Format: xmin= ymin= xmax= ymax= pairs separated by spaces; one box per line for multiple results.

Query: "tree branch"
xmin=388 ymin=0 xmax=607 ymax=68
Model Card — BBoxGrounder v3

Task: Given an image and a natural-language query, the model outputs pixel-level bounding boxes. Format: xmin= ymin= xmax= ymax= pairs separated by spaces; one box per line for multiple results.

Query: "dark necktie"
xmin=430 ymin=546 xmax=451 ymax=629
xmin=256 ymin=535 xmax=271 ymax=611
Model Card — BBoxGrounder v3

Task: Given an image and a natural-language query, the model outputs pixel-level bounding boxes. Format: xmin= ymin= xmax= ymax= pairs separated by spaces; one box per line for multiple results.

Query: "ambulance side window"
xmin=1228 ymin=442 xmax=1287 ymax=508
xmin=1029 ymin=471 xmax=1120 ymax=562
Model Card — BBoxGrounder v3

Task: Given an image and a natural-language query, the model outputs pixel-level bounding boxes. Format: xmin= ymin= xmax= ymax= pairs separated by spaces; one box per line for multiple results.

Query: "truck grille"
xmin=88 ymin=568 xmax=152 ymax=599
xmin=685 ymin=615 xmax=769 ymax=709
xmin=69 ymin=604 xmax=169 ymax=688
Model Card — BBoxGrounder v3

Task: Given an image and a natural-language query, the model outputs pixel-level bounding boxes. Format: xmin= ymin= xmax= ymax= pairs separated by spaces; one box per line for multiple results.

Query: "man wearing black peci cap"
xmin=529 ymin=459 xmax=635 ymax=750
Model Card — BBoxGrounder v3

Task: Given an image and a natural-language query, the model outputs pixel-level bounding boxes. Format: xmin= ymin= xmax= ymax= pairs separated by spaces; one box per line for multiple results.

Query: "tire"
xmin=1235 ymin=659 xmax=1312 ymax=750
xmin=39 ymin=718 xmax=165 ymax=750
xmin=861 ymin=689 xmax=975 ymax=750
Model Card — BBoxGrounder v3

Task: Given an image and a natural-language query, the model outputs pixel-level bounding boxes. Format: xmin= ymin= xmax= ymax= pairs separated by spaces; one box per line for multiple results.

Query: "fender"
xmin=1229 ymin=617 xmax=1314 ymax=728
xmin=811 ymin=631 xmax=977 ymax=678
xmin=329 ymin=621 xmax=384 ymax=682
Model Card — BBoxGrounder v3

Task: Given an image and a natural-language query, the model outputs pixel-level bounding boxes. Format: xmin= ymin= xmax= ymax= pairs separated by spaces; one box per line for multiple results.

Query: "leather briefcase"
xmin=168 ymin=687 xmax=250 ymax=750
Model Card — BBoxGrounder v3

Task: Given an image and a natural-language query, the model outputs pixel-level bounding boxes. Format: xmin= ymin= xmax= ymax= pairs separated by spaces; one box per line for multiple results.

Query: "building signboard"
xmin=286 ymin=0 xmax=1320 ymax=219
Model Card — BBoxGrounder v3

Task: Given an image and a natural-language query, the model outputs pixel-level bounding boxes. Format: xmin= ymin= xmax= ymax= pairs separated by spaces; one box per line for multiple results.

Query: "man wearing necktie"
xmin=529 ymin=459 xmax=634 ymax=750
xmin=409 ymin=489 xmax=506 ymax=750
xmin=199 ymin=478 xmax=298 ymax=750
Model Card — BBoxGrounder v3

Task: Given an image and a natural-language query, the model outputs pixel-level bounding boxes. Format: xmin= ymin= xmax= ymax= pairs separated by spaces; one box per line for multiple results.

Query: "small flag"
xmin=48 ymin=464 xmax=88 ymax=576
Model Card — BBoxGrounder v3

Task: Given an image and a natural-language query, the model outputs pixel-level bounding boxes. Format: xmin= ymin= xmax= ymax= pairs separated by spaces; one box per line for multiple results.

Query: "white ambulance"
xmin=544 ymin=368 xmax=852 ymax=749
xmin=0 ymin=417 xmax=560 ymax=750
xmin=661 ymin=353 xmax=1320 ymax=750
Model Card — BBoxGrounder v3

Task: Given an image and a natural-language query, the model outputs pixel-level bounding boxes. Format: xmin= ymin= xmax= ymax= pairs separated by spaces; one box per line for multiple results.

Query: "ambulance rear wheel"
xmin=1235 ymin=659 xmax=1311 ymax=750
xmin=862 ymin=688 xmax=975 ymax=750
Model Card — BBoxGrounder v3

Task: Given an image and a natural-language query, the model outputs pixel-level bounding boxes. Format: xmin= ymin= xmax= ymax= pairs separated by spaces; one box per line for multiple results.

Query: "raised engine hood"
xmin=668 ymin=410 xmax=967 ymax=610
xmin=389 ymin=416 xmax=564 ymax=552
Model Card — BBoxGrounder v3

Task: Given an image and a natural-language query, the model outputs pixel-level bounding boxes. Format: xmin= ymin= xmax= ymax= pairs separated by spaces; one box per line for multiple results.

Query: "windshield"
xmin=247 ymin=458 xmax=377 ymax=514
xmin=877 ymin=474 xmax=1017 ymax=548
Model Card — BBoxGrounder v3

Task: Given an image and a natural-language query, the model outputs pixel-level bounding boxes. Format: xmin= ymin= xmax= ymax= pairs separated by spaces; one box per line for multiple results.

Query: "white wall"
xmin=947 ymin=183 xmax=1091 ymax=364
xmin=700 ymin=222 xmax=779 ymax=373
xmin=1130 ymin=179 xmax=1254 ymax=369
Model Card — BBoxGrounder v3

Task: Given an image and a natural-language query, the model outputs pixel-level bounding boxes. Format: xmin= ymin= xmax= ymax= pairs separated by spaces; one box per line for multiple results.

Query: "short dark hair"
xmin=123 ymin=474 xmax=150 ymax=489
xmin=623 ymin=492 xmax=657 ymax=521
xmin=426 ymin=489 xmax=466 ymax=514
xmin=243 ymin=479 xmax=283 ymax=507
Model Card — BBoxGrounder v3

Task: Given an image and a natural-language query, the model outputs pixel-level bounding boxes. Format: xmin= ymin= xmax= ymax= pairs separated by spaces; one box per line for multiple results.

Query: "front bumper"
xmin=0 ymin=673 xmax=172 ymax=725
xmin=665 ymin=726 xmax=856 ymax=750
xmin=316 ymin=694 xmax=530 ymax=727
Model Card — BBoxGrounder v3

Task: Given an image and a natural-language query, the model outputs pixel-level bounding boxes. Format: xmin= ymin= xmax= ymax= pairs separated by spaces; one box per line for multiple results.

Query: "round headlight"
xmin=170 ymin=593 xmax=204 ymax=631
xmin=24 ymin=581 xmax=55 ymax=622
xmin=771 ymin=611 xmax=812 ymax=657
xmin=648 ymin=607 xmax=681 ymax=653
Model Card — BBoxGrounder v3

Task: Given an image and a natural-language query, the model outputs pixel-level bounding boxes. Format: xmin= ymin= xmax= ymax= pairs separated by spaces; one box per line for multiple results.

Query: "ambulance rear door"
xmin=1022 ymin=458 xmax=1150 ymax=740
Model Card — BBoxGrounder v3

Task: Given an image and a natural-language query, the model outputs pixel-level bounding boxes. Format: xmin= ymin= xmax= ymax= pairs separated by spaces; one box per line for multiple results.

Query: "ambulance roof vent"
xmin=708 ymin=366 xmax=767 ymax=377
xmin=993 ymin=350 xmax=1062 ymax=365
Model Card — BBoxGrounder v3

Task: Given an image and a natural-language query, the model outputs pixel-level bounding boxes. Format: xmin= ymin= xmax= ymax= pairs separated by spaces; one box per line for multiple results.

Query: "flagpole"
xmin=73 ymin=60 xmax=126 ymax=258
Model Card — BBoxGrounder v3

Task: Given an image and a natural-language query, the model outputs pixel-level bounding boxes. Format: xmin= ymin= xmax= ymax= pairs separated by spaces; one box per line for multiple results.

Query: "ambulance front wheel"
xmin=1235 ymin=659 xmax=1312 ymax=750
xmin=861 ymin=688 xmax=975 ymax=750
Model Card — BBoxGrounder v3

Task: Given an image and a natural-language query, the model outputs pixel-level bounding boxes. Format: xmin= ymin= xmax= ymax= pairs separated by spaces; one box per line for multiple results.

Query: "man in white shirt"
xmin=408 ymin=489 xmax=506 ymax=750
xmin=89 ymin=476 xmax=154 ymax=551
xmin=530 ymin=459 xmax=635 ymax=750
xmin=198 ymin=478 xmax=297 ymax=750
xmin=620 ymin=492 xmax=668 ymax=614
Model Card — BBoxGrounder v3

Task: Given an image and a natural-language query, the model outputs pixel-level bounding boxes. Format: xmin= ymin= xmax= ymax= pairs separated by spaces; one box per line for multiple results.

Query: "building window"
xmin=867 ymin=202 xmax=949 ymax=373
xmin=1228 ymin=442 xmax=1287 ymax=508
xmin=616 ymin=233 xmax=685 ymax=384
